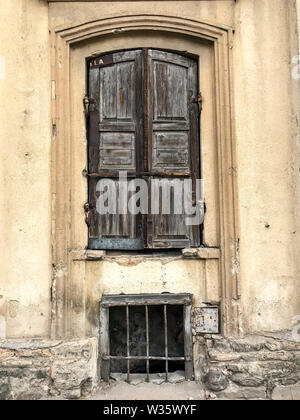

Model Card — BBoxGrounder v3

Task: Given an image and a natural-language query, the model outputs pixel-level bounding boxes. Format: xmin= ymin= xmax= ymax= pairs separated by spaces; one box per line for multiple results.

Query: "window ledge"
xmin=69 ymin=249 xmax=106 ymax=261
xmin=69 ymin=248 xmax=220 ymax=261
xmin=182 ymin=247 xmax=220 ymax=260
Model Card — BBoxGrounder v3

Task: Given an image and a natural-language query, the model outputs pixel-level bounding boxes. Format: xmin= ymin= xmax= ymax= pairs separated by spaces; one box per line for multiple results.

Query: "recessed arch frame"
xmin=51 ymin=14 xmax=240 ymax=339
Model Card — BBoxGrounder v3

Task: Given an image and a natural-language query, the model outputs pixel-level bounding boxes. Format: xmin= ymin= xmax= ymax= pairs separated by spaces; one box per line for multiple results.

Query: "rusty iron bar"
xmin=104 ymin=356 xmax=185 ymax=361
xmin=126 ymin=305 xmax=130 ymax=384
xmin=164 ymin=304 xmax=169 ymax=382
xmin=102 ymin=300 xmax=191 ymax=308
xmin=145 ymin=305 xmax=150 ymax=382
xmin=101 ymin=294 xmax=193 ymax=306
xmin=86 ymin=172 xmax=191 ymax=178
xmin=87 ymin=172 xmax=138 ymax=178
xmin=101 ymin=300 xmax=191 ymax=380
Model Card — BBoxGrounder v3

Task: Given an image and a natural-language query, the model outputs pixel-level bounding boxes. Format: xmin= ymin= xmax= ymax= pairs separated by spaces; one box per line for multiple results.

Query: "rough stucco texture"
xmin=0 ymin=0 xmax=299 ymax=340
xmin=0 ymin=0 xmax=51 ymax=338
xmin=49 ymin=0 xmax=300 ymax=335
xmin=233 ymin=0 xmax=300 ymax=333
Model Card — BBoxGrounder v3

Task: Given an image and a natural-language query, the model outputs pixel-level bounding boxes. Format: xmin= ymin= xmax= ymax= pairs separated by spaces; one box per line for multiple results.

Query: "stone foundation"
xmin=0 ymin=338 xmax=98 ymax=400
xmin=195 ymin=333 xmax=300 ymax=400
xmin=0 ymin=334 xmax=299 ymax=400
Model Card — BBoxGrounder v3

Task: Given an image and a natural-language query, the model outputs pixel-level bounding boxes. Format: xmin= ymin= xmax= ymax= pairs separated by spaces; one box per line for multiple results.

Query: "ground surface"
xmin=88 ymin=372 xmax=205 ymax=400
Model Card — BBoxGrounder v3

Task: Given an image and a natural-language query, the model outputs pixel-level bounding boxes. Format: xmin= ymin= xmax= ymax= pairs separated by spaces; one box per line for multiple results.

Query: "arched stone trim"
xmin=50 ymin=14 xmax=240 ymax=338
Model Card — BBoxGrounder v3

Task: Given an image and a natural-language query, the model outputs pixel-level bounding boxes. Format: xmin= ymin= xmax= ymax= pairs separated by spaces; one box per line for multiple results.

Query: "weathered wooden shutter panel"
xmin=88 ymin=50 xmax=144 ymax=250
xmin=146 ymin=50 xmax=201 ymax=248
xmin=87 ymin=49 xmax=200 ymax=250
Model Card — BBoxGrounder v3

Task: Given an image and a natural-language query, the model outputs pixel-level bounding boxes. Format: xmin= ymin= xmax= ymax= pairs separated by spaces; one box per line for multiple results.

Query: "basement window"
xmin=100 ymin=294 xmax=193 ymax=383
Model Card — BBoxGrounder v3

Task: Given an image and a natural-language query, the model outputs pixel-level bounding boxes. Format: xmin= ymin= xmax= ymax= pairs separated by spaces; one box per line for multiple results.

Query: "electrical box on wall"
xmin=193 ymin=307 xmax=220 ymax=334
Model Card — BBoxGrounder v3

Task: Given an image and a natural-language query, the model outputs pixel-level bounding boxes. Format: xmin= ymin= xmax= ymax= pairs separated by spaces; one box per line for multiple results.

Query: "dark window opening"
xmin=86 ymin=49 xmax=202 ymax=251
xmin=110 ymin=305 xmax=185 ymax=374
xmin=105 ymin=249 xmax=182 ymax=258
xmin=100 ymin=294 xmax=193 ymax=383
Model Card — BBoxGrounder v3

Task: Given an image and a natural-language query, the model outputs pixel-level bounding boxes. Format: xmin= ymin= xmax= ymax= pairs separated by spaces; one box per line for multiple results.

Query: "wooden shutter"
xmin=88 ymin=50 xmax=144 ymax=250
xmin=87 ymin=49 xmax=201 ymax=250
xmin=146 ymin=50 xmax=201 ymax=248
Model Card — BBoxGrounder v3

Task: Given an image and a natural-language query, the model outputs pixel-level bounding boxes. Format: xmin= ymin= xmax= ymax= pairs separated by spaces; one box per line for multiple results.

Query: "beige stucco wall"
xmin=0 ymin=0 xmax=299 ymax=339
xmin=233 ymin=0 xmax=300 ymax=333
xmin=48 ymin=0 xmax=235 ymax=29
xmin=0 ymin=0 xmax=51 ymax=338
xmin=49 ymin=0 xmax=300 ymax=337
xmin=296 ymin=1 xmax=300 ymax=272
xmin=82 ymin=257 xmax=218 ymax=337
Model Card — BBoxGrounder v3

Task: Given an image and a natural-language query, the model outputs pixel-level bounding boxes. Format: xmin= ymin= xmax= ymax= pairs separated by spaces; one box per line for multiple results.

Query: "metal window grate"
xmin=100 ymin=293 xmax=193 ymax=383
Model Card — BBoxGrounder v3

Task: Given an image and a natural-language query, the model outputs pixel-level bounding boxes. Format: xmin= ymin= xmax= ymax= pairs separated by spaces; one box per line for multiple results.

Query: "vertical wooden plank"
xmin=184 ymin=304 xmax=193 ymax=381
xmin=88 ymin=66 xmax=101 ymax=247
xmin=88 ymin=67 xmax=100 ymax=174
xmin=189 ymin=60 xmax=201 ymax=247
xmin=100 ymin=306 xmax=110 ymax=382
xmin=135 ymin=50 xmax=144 ymax=244
xmin=117 ymin=61 xmax=135 ymax=120
xmin=100 ymin=64 xmax=117 ymax=121
xmin=146 ymin=50 xmax=154 ymax=248
xmin=143 ymin=48 xmax=149 ymax=173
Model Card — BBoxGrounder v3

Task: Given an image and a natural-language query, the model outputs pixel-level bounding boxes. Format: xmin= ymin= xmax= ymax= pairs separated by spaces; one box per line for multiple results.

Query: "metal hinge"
xmin=83 ymin=95 xmax=96 ymax=116
xmin=84 ymin=202 xmax=93 ymax=227
xmin=190 ymin=92 xmax=203 ymax=114
xmin=193 ymin=93 xmax=203 ymax=112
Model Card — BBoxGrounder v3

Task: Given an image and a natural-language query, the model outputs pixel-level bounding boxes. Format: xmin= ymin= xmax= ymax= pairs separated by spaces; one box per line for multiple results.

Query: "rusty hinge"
xmin=83 ymin=95 xmax=96 ymax=116
xmin=84 ymin=202 xmax=93 ymax=227
xmin=190 ymin=92 xmax=203 ymax=113
xmin=83 ymin=96 xmax=89 ymax=116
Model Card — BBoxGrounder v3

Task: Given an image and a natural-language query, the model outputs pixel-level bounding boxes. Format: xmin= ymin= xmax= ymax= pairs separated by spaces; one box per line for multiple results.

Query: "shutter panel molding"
xmin=87 ymin=49 xmax=201 ymax=250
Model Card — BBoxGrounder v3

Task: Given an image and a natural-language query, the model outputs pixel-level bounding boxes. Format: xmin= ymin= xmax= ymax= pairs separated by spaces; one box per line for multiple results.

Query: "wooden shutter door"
xmin=146 ymin=50 xmax=201 ymax=248
xmin=88 ymin=50 xmax=144 ymax=250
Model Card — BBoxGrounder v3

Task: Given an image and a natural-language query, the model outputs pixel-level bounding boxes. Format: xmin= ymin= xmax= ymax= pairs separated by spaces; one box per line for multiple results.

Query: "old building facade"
xmin=0 ymin=0 xmax=300 ymax=400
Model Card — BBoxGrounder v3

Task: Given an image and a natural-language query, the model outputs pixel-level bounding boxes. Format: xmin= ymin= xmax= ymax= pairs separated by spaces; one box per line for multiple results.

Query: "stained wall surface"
xmin=0 ymin=0 xmax=299 ymax=339
xmin=0 ymin=0 xmax=51 ymax=338
xmin=233 ymin=0 xmax=300 ymax=333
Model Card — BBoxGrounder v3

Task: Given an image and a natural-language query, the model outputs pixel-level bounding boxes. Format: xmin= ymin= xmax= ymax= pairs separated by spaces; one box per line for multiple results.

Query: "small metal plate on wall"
xmin=193 ymin=307 xmax=219 ymax=334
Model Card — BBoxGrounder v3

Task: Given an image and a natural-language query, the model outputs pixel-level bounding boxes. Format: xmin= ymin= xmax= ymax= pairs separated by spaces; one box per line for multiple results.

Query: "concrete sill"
xmin=182 ymin=247 xmax=220 ymax=260
xmin=69 ymin=248 xmax=220 ymax=261
xmin=69 ymin=249 xmax=106 ymax=261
